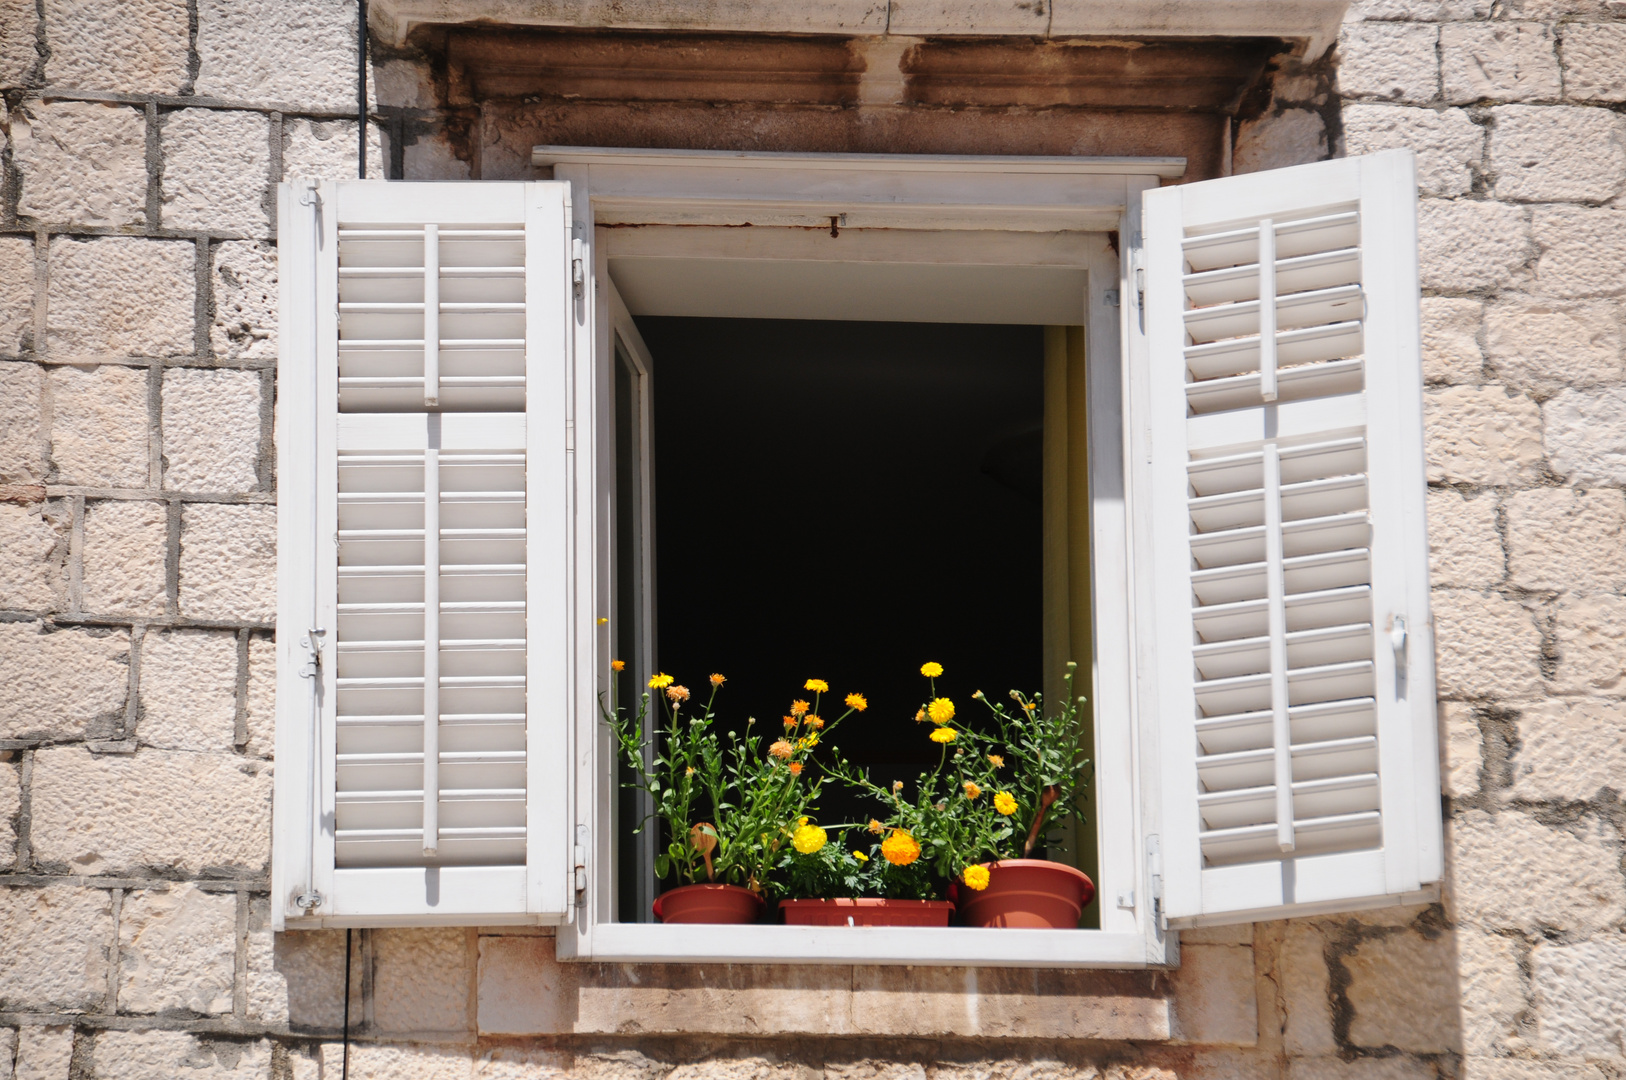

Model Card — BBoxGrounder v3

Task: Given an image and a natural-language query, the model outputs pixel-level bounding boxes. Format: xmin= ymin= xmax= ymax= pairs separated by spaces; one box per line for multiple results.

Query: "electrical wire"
xmin=357 ymin=0 xmax=369 ymax=179
xmin=342 ymin=928 xmax=353 ymax=1080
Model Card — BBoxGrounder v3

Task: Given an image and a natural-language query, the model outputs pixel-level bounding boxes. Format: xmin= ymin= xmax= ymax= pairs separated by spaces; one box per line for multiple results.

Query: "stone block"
xmin=0 ymin=239 xmax=36 ymax=357
xmin=1511 ymin=697 xmax=1626 ymax=801
xmin=1442 ymin=23 xmax=1561 ymax=104
xmin=1344 ymin=930 xmax=1459 ymax=1052
xmin=93 ymin=1032 xmax=271 ymax=1080
xmin=1485 ymin=298 xmax=1622 ymax=393
xmin=1342 ymin=105 xmax=1483 ymax=198
xmin=0 ymin=0 xmax=37 ymax=86
xmin=42 ymin=0 xmax=190 ymax=95
xmin=1418 ymin=199 xmax=1532 ymax=293
xmin=178 ymin=503 xmax=275 ymax=621
xmin=195 ymin=0 xmax=358 ymax=111
xmin=161 ymin=366 xmax=261 ymax=491
xmin=0 ymin=363 xmax=43 ymax=484
xmin=1423 ymin=385 xmax=1544 ymax=487
xmin=118 ymin=883 xmax=236 ymax=1014
xmin=265 ymin=927 xmax=353 ymax=1030
xmin=1449 ymin=808 xmax=1625 ymax=931
xmin=1288 ymin=1063 xmax=1436 ymax=1080
xmin=892 ymin=0 xmax=1045 ymax=34
xmin=1336 ymin=23 xmax=1439 ymax=104
xmin=1459 ymin=928 xmax=1525 ymax=1056
xmin=210 ymin=241 xmax=276 ymax=361
xmin=1233 ymin=110 xmax=1327 ymax=174
xmin=243 ymin=634 xmax=274 ymax=757
xmin=280 ymin=118 xmax=386 ymax=182
xmin=10 ymin=100 xmax=146 ymax=228
xmin=160 ymin=109 xmax=271 ymax=237
xmin=341 ymin=1044 xmax=472 ymax=1080
xmin=1490 ymin=105 xmax=1626 ymax=202
xmin=1462 ymin=1060 xmax=1607 ymax=1080
xmin=1545 ymin=386 xmax=1626 ymax=484
xmin=0 ymin=1027 xmax=13 ymax=1080
xmin=851 ymin=966 xmax=1171 ymax=1041
xmin=14 ymin=1025 xmax=72 ymax=1080
xmin=1506 ymin=488 xmax=1626 ymax=592
xmin=29 ymin=746 xmax=270 ymax=875
xmin=1554 ymin=593 xmax=1626 ymax=693
xmin=403 ymin=133 xmax=473 ymax=182
xmin=0 ymin=884 xmax=113 ymax=1011
xmin=1439 ymin=701 xmax=1483 ymax=798
xmin=138 ymin=628 xmax=238 ymax=752
xmin=81 ymin=500 xmax=167 ymax=616
xmin=0 ymin=761 xmax=19 ymax=869
xmin=0 ymin=501 xmax=67 ymax=611
xmin=1532 ymin=935 xmax=1626 ymax=1057
xmin=46 ymin=364 xmax=149 ymax=488
xmin=46 ymin=237 xmax=195 ymax=359
xmin=1431 ymin=589 xmax=1543 ymax=700
xmin=1533 ymin=205 xmax=1626 ymax=298
xmin=1169 ymin=944 xmax=1257 ymax=1046
xmin=1281 ymin=922 xmax=1335 ymax=1055
xmin=1427 ymin=489 xmax=1501 ymax=589
xmin=476 ymin=936 xmax=577 ymax=1036
xmin=1421 ymin=297 xmax=1483 ymax=386
xmin=0 ymin=622 xmax=129 ymax=741
xmin=470 ymin=1046 xmax=574 ymax=1079
xmin=1561 ymin=24 xmax=1626 ymax=103
xmin=1179 ymin=923 xmax=1253 ymax=945
xmin=373 ymin=927 xmax=473 ymax=1035
xmin=1344 ymin=0 xmax=1490 ymax=18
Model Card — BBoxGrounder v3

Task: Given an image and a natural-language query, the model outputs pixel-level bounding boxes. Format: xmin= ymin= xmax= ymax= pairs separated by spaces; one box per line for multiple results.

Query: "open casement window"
xmin=1133 ymin=149 xmax=1442 ymax=928
xmin=272 ymin=180 xmax=574 ymax=928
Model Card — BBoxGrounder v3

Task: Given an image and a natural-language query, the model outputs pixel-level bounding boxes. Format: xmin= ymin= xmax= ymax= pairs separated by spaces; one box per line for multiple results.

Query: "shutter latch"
xmin=571 ymin=238 xmax=585 ymax=297
xmin=297 ymin=628 xmax=327 ymax=679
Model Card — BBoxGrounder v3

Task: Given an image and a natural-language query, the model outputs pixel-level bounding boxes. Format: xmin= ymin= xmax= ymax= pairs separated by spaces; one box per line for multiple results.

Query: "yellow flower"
xmin=649 ymin=673 xmax=674 ymax=689
xmin=611 ymin=659 xmax=626 ymax=671
xmin=805 ymin=715 xmax=825 ymax=730
xmin=845 ymin=692 xmax=868 ymax=711
xmin=790 ymin=699 xmax=810 ymax=717
xmin=797 ymin=733 xmax=819 ymax=749
xmin=684 ymin=766 xmax=695 ymax=776
xmin=929 ymin=727 xmax=957 ymax=745
xmin=988 ymin=754 xmax=1005 ymax=769
xmin=792 ymin=823 xmax=827 ymax=854
xmin=769 ymin=740 xmax=794 ymax=760
xmin=962 ymin=865 xmax=991 ymax=891
xmin=710 ymin=673 xmax=726 ymax=687
xmin=928 ymin=697 xmax=955 ymax=724
xmin=920 ymin=662 xmax=944 ymax=678
xmin=1023 ymin=701 xmax=1037 ymax=712
xmin=666 ymin=684 xmax=690 ymax=702
xmin=963 ymin=781 xmax=982 ymax=800
xmin=805 ymin=678 xmax=829 ymax=693
xmin=994 ymin=791 xmax=1018 ymax=815
xmin=880 ymin=829 xmax=921 ymax=866
xmin=852 ymin=850 xmax=869 ymax=863
xmin=867 ymin=818 xmax=885 ymax=835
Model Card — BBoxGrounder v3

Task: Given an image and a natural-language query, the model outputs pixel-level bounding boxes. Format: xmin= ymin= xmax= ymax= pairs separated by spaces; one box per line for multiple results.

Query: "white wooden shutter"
xmin=1137 ymin=150 xmax=1442 ymax=927
xmin=273 ymin=181 xmax=574 ymax=926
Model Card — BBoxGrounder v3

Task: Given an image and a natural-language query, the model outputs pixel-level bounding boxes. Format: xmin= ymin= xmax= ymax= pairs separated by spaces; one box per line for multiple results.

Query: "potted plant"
xmin=776 ymin=818 xmax=957 ymax=927
xmin=947 ymin=661 xmax=1097 ymax=929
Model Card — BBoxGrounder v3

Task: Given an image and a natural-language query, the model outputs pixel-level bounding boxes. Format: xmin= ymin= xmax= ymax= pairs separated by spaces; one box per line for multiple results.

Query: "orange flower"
xmin=987 ymin=754 xmax=1005 ymax=769
xmin=783 ymin=716 xmax=798 ymax=729
xmin=963 ymin=781 xmax=982 ymax=800
xmin=805 ymin=715 xmax=825 ymax=730
xmin=769 ymin=740 xmax=794 ymax=760
xmin=666 ymin=684 xmax=690 ymax=702
xmin=790 ymin=699 xmax=810 ymax=717
xmin=788 ymin=761 xmax=804 ymax=776
xmin=881 ymin=829 xmax=921 ymax=866
xmin=710 ymin=673 xmax=726 ymax=687
xmin=867 ymin=818 xmax=885 ymax=835
xmin=611 ymin=659 xmax=626 ymax=671
xmin=914 ymin=709 xmax=927 ymax=723
xmin=845 ymin=692 xmax=867 ymax=711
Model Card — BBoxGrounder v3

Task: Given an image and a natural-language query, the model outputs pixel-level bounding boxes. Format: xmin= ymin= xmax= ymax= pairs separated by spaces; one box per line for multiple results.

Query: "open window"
xmin=273 ymin=148 xmax=1441 ymax=966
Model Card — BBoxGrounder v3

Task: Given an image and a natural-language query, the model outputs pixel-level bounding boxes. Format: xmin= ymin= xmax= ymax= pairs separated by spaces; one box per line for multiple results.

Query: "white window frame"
xmin=544 ymin=147 xmax=1182 ymax=967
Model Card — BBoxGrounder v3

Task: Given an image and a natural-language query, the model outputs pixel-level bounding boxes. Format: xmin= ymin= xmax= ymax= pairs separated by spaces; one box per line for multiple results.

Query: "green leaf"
xmin=654 ymin=854 xmax=671 ymax=878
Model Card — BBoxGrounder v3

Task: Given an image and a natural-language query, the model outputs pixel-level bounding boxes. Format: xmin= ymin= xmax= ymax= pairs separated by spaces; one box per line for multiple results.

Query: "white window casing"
xmin=272 ymin=180 xmax=575 ymax=928
xmin=1133 ymin=149 xmax=1443 ymax=928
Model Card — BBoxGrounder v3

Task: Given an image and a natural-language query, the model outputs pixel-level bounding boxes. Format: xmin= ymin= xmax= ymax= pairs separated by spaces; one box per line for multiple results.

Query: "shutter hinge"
xmin=294 ymin=890 xmax=324 ymax=912
xmin=574 ymin=824 xmax=589 ymax=905
xmin=297 ymin=628 xmax=326 ymax=678
xmin=1147 ymin=834 xmax=1165 ymax=931
xmin=571 ymin=238 xmax=585 ymax=298
xmin=565 ymin=419 xmax=575 ymax=452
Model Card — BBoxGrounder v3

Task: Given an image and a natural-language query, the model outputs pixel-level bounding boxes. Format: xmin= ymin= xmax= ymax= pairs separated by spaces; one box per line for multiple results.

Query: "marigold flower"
xmin=797 ymin=733 xmax=819 ymax=749
xmin=914 ymin=709 xmax=927 ymax=723
xmin=710 ymin=673 xmax=726 ymax=687
xmin=769 ymin=740 xmax=794 ymax=760
xmin=920 ymin=662 xmax=944 ymax=678
xmin=964 ymin=781 xmax=982 ymax=800
xmin=790 ymin=699 xmax=810 ymax=717
xmin=788 ymin=761 xmax=804 ymax=776
xmin=804 ymin=678 xmax=829 ymax=693
xmin=994 ymin=791 xmax=1018 ymax=815
xmin=666 ymin=684 xmax=691 ymax=702
xmin=852 ymin=850 xmax=869 ymax=862
xmin=611 ymin=659 xmax=626 ymax=671
xmin=881 ymin=829 xmax=921 ymax=866
xmin=845 ymin=692 xmax=867 ymax=711
xmin=867 ymin=818 xmax=885 ymax=834
xmin=929 ymin=727 xmax=957 ymax=744
xmin=962 ymin=865 xmax=991 ymax=891
xmin=928 ymin=697 xmax=955 ymax=724
xmin=988 ymin=754 xmax=1005 ymax=769
xmin=649 ymin=673 xmax=674 ymax=689
xmin=783 ymin=716 xmax=798 ymax=728
xmin=792 ymin=822 xmax=826 ymax=854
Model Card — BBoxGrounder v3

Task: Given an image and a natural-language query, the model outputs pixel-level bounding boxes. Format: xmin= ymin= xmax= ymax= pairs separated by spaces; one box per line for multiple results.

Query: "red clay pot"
xmin=951 ymin=859 xmax=1096 ymax=929
xmin=779 ymin=898 xmax=955 ymax=927
xmin=652 ymin=883 xmax=763 ymax=924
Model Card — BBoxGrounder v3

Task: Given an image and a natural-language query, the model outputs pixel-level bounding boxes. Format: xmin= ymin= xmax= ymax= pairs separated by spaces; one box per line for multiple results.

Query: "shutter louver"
xmin=275 ymin=181 xmax=574 ymax=926
xmin=1141 ymin=151 xmax=1442 ymax=927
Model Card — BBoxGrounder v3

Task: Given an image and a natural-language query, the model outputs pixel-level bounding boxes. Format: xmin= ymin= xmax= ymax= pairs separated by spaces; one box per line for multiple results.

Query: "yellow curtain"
xmin=1042 ymin=325 xmax=1099 ymax=927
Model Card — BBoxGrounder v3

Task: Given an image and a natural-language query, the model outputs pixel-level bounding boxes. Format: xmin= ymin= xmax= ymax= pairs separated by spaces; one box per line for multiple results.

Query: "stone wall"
xmin=3 ymin=1 xmax=1626 ymax=1078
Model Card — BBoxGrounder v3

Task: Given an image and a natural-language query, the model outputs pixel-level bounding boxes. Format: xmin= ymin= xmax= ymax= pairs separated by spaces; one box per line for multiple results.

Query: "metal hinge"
xmin=1147 ymin=834 xmax=1165 ymax=931
xmin=1104 ymin=289 xmax=1120 ymax=307
xmin=297 ymin=628 xmax=326 ymax=679
xmin=571 ymin=238 xmax=585 ymax=297
xmin=574 ymin=824 xmax=589 ymax=905
xmin=294 ymin=890 xmax=324 ymax=912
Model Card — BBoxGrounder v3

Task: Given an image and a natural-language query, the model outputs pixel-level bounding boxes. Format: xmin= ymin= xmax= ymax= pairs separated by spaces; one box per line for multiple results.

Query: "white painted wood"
xmin=1136 ymin=149 xmax=1441 ymax=927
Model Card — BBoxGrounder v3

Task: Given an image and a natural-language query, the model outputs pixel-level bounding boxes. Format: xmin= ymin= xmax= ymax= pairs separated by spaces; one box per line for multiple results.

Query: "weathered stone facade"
xmin=2 ymin=0 xmax=1625 ymax=1077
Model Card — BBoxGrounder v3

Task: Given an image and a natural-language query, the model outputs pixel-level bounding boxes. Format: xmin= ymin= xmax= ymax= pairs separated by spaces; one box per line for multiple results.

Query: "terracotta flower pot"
xmin=951 ymin=859 xmax=1096 ymax=929
xmin=779 ymin=898 xmax=955 ymax=927
xmin=652 ymin=883 xmax=763 ymax=924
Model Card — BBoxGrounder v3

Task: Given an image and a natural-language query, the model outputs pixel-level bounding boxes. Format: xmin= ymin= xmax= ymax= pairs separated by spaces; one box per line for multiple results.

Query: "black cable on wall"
xmin=357 ymin=0 xmax=369 ymax=178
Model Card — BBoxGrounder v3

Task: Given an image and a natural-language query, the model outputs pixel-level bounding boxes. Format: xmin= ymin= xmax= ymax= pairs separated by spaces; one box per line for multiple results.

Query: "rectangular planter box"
xmin=779 ymin=898 xmax=955 ymax=927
